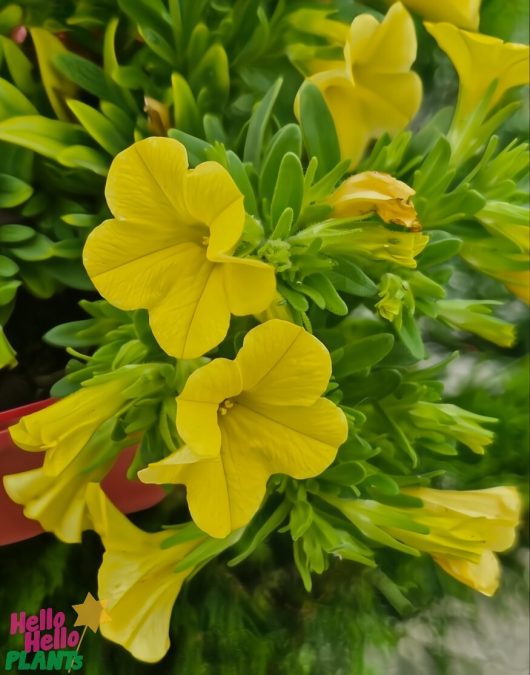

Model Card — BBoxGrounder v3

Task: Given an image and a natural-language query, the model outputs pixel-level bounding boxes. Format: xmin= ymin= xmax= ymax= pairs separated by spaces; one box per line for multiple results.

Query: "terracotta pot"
xmin=0 ymin=399 xmax=165 ymax=546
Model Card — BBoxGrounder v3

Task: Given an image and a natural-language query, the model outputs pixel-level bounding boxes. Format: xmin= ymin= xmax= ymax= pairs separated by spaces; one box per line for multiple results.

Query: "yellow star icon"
xmin=72 ymin=592 xmax=111 ymax=633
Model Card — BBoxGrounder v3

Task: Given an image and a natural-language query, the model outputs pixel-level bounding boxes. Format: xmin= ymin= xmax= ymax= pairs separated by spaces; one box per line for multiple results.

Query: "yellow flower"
xmin=3 ymin=449 xmax=111 ymax=543
xmin=83 ymin=138 xmax=276 ymax=359
xmin=8 ymin=366 xmax=159 ymax=476
xmin=389 ymin=0 xmax=481 ymax=30
xmin=425 ymin=23 xmax=530 ymax=123
xmin=139 ymin=320 xmax=348 ymax=538
xmin=297 ymin=3 xmax=422 ymax=167
xmin=86 ymin=485 xmax=206 ymax=662
xmin=327 ymin=171 xmax=421 ymax=230
xmin=393 ymin=486 xmax=521 ymax=596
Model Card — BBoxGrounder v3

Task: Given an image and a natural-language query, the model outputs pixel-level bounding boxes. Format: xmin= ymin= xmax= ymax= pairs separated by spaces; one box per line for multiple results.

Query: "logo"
xmin=4 ymin=593 xmax=110 ymax=672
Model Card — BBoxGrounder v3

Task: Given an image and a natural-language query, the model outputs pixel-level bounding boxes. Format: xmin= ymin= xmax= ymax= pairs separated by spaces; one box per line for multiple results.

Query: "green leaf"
xmin=67 ymin=99 xmax=129 ymax=155
xmin=0 ymin=77 xmax=37 ymax=118
xmin=397 ymin=308 xmax=425 ymax=359
xmin=228 ymin=500 xmax=291 ymax=566
xmin=192 ymin=43 xmax=230 ymax=110
xmin=167 ymin=128 xmax=212 ymax=166
xmin=0 ymin=37 xmax=35 ymax=95
xmin=10 ymin=233 xmax=55 ymax=261
xmin=0 ymin=115 xmax=90 ymax=159
xmin=171 ymin=72 xmax=200 ymax=135
xmin=328 ymin=259 xmax=377 ymax=297
xmin=30 ymin=28 xmax=77 ymax=121
xmin=57 ymin=145 xmax=109 ymax=175
xmin=0 ymin=174 xmax=33 ymax=207
xmin=0 ymin=224 xmax=35 ymax=244
xmin=226 ymin=151 xmax=258 ymax=216
xmin=298 ymin=82 xmax=340 ymax=179
xmin=321 ymin=461 xmax=367 ymax=487
xmin=332 ymin=334 xmax=395 ymax=378
xmin=271 ymin=152 xmax=304 ymax=228
xmin=118 ymin=0 xmax=175 ymax=64
xmin=0 ymin=255 xmax=18 ymax=277
xmin=54 ymin=52 xmax=133 ymax=110
xmin=0 ymin=324 xmax=17 ymax=369
xmin=0 ymin=279 xmax=21 ymax=305
xmin=304 ymin=274 xmax=348 ymax=316
xmin=259 ymin=123 xmax=302 ymax=203
xmin=417 ymin=234 xmax=462 ymax=268
xmin=243 ymin=78 xmax=282 ymax=169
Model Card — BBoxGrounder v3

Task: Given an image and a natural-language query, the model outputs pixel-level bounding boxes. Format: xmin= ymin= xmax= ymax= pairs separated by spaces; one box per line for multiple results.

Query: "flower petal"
xmin=84 ymin=222 xmax=207 ymax=311
xmin=177 ymin=358 xmax=242 ymax=457
xmin=105 ymin=137 xmax=193 ymax=226
xmin=148 ymin=251 xmax=230 ymax=358
xmin=222 ymin=258 xmax=277 ymax=316
xmin=142 ymin=397 xmax=346 ymax=538
xmin=434 ymin=551 xmax=500 ymax=596
xmin=184 ymin=161 xmax=245 ymax=258
xmin=235 ymin=320 xmax=332 ymax=406
xmin=309 ymin=70 xmax=370 ymax=167
xmin=86 ymin=486 xmax=198 ymax=663
xmin=348 ymin=3 xmax=417 ymax=74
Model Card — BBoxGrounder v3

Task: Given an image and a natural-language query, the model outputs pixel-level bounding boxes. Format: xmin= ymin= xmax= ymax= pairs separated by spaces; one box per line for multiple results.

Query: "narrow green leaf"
xmin=0 ymin=174 xmax=33 ymax=207
xmin=259 ymin=123 xmax=302 ymax=203
xmin=271 ymin=152 xmax=304 ymax=228
xmin=298 ymin=82 xmax=340 ymax=179
xmin=332 ymin=334 xmax=395 ymax=378
xmin=67 ymin=99 xmax=129 ymax=155
xmin=243 ymin=78 xmax=282 ymax=168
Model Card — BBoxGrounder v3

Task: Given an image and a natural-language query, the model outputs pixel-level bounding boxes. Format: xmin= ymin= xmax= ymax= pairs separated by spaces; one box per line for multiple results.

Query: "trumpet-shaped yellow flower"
xmin=327 ymin=171 xmax=421 ymax=230
xmin=297 ymin=3 xmax=422 ymax=167
xmin=8 ymin=366 xmax=163 ymax=476
xmin=3 ymin=448 xmax=112 ymax=543
xmin=393 ymin=486 xmax=521 ymax=596
xmin=139 ymin=320 xmax=348 ymax=538
xmin=389 ymin=0 xmax=481 ymax=30
xmin=86 ymin=485 xmax=205 ymax=662
xmin=425 ymin=23 xmax=530 ymax=123
xmin=83 ymin=138 xmax=276 ymax=359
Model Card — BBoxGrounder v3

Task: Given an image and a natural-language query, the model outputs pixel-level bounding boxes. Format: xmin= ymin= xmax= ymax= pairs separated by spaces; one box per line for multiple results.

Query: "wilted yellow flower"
xmin=83 ymin=138 xmax=276 ymax=359
xmin=425 ymin=23 xmax=530 ymax=123
xmin=3 ymin=448 xmax=111 ymax=543
xmin=327 ymin=171 xmax=421 ymax=230
xmin=297 ymin=3 xmax=422 ymax=167
xmin=139 ymin=320 xmax=348 ymax=538
xmin=86 ymin=485 xmax=206 ymax=662
xmin=389 ymin=0 xmax=481 ymax=30
xmin=9 ymin=366 xmax=162 ymax=476
xmin=397 ymin=486 xmax=521 ymax=595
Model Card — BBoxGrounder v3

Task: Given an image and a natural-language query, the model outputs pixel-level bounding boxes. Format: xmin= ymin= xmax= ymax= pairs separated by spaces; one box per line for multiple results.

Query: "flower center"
xmin=201 ymin=235 xmax=210 ymax=246
xmin=218 ymin=398 xmax=235 ymax=416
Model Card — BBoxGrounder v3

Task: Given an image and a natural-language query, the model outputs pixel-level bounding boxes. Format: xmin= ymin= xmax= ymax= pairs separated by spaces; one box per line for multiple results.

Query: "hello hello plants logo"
xmin=4 ymin=593 xmax=110 ymax=671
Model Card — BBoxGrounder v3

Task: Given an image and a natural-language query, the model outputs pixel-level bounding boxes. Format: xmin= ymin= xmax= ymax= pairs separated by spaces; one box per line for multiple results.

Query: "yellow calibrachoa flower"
xmin=86 ymin=485 xmax=206 ymax=662
xmin=139 ymin=320 xmax=348 ymax=538
xmin=425 ymin=23 xmax=530 ymax=123
xmin=389 ymin=0 xmax=481 ymax=31
xmin=9 ymin=368 xmax=145 ymax=476
xmin=327 ymin=171 xmax=421 ymax=230
xmin=3 ymin=449 xmax=111 ymax=543
xmin=297 ymin=3 xmax=422 ymax=167
xmin=83 ymin=137 xmax=276 ymax=359
xmin=393 ymin=486 xmax=521 ymax=596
